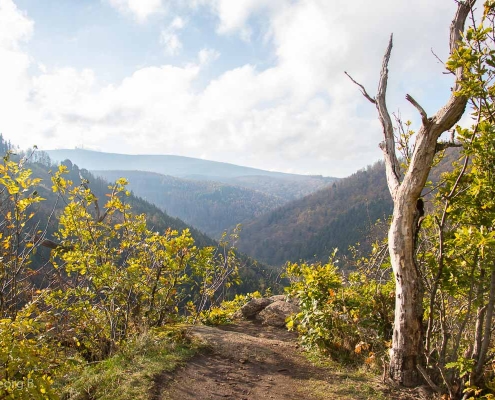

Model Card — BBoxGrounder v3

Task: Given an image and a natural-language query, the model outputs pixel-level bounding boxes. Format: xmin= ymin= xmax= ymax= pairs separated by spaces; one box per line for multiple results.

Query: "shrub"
xmin=285 ymin=257 xmax=393 ymax=367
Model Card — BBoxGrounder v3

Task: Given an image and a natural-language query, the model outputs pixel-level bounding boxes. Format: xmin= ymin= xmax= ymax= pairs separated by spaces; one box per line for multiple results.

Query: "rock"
xmin=268 ymin=295 xmax=286 ymax=303
xmin=269 ymin=294 xmax=299 ymax=306
xmin=257 ymin=301 xmax=300 ymax=327
xmin=234 ymin=295 xmax=300 ymax=321
xmin=236 ymin=297 xmax=273 ymax=319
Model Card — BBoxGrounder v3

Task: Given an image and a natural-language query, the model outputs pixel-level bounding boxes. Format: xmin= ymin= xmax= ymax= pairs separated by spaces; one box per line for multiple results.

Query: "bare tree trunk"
xmin=387 ymin=195 xmax=425 ymax=386
xmin=346 ymin=0 xmax=475 ymax=386
xmin=474 ymin=264 xmax=495 ymax=383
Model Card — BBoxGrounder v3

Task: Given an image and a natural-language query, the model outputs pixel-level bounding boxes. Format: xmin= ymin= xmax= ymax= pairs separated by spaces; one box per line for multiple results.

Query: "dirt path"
xmin=154 ymin=321 xmax=433 ymax=400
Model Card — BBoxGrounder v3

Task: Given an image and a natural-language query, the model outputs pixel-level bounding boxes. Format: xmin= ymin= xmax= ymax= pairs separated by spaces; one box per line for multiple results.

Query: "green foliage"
xmin=0 ymin=153 xmax=244 ymax=395
xmin=0 ymin=306 xmax=59 ymax=399
xmin=285 ymin=259 xmax=344 ymax=349
xmin=446 ymin=357 xmax=477 ymax=382
xmin=410 ymin=4 xmax=495 ymax=395
xmin=40 ymin=165 xmax=242 ymax=362
xmin=0 ymin=151 xmax=45 ymax=318
xmin=189 ymin=226 xmax=242 ymax=317
xmin=284 ymin=254 xmax=393 ymax=366
xmin=198 ymin=291 xmax=262 ymax=325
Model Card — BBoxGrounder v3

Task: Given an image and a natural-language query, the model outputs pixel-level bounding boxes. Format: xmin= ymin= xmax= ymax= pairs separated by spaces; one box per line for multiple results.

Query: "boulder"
xmin=268 ymin=294 xmax=299 ymax=306
xmin=257 ymin=301 xmax=300 ymax=327
xmin=235 ymin=297 xmax=273 ymax=319
xmin=268 ymin=294 xmax=286 ymax=303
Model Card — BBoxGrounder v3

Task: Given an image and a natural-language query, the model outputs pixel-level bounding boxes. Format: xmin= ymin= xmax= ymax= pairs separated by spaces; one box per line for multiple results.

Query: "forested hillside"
xmin=216 ymin=174 xmax=336 ymax=201
xmin=47 ymin=148 xmax=460 ymax=271
xmin=46 ymin=149 xmax=336 ymax=200
xmin=237 ymin=161 xmax=393 ymax=266
xmin=29 ymin=160 xmax=215 ymax=248
xmin=93 ymin=170 xmax=285 ymax=238
xmin=16 ymin=151 xmax=278 ymax=295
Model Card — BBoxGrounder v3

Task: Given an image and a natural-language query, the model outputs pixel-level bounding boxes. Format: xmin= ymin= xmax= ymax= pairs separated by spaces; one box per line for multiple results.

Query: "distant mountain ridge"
xmin=46 ymin=149 xmax=331 ymax=180
xmin=46 ymin=149 xmax=337 ymax=202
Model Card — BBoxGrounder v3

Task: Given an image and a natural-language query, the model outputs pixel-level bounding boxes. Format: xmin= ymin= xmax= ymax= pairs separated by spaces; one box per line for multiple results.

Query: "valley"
xmin=45 ymin=149 xmax=393 ymax=267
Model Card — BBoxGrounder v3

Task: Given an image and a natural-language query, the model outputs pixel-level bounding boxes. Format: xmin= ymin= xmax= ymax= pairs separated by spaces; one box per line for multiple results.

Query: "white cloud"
xmin=169 ymin=15 xmax=185 ymax=30
xmin=160 ymin=32 xmax=181 ymax=55
xmin=199 ymin=0 xmax=287 ymax=35
xmin=0 ymin=0 xmax=34 ymax=147
xmin=0 ymin=0 xmax=474 ymax=176
xmin=107 ymin=0 xmax=164 ymax=22
xmin=160 ymin=16 xmax=186 ymax=55
xmin=0 ymin=0 xmax=33 ymax=49
xmin=198 ymin=48 xmax=220 ymax=66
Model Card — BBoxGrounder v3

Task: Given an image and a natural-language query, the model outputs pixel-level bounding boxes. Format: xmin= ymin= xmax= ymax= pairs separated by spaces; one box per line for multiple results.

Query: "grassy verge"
xmin=56 ymin=326 xmax=198 ymax=400
xmin=300 ymin=349 xmax=392 ymax=400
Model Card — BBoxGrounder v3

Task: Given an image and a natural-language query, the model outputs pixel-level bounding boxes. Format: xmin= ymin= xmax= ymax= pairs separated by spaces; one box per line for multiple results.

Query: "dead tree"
xmin=345 ymin=0 xmax=476 ymax=386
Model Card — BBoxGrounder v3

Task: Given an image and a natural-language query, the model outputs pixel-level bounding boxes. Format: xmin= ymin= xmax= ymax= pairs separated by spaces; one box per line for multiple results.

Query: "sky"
xmin=0 ymin=0 xmax=475 ymax=177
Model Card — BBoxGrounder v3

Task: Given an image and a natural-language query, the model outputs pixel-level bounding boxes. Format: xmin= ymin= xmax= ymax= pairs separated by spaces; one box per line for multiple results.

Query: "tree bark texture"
xmin=386 ymin=1 xmax=474 ymax=386
xmin=348 ymin=0 xmax=475 ymax=387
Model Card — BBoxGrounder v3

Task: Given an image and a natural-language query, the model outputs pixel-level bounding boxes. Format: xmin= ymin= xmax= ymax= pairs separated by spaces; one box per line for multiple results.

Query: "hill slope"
xmin=236 ymin=148 xmax=462 ymax=267
xmin=23 ymin=158 xmax=278 ymax=294
xmin=237 ymin=161 xmax=393 ymax=266
xmin=215 ymin=174 xmax=335 ymax=202
xmin=93 ymin=170 xmax=285 ymax=238
xmin=29 ymin=163 xmax=215 ymax=249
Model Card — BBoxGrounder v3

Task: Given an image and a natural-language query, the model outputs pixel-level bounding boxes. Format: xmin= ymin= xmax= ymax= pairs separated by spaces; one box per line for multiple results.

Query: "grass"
xmin=301 ymin=349 xmax=392 ymax=400
xmin=56 ymin=326 xmax=198 ymax=400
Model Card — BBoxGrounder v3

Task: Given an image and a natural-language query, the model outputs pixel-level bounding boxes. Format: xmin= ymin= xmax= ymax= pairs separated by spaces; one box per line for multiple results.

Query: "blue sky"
xmin=0 ymin=0 xmax=475 ymax=177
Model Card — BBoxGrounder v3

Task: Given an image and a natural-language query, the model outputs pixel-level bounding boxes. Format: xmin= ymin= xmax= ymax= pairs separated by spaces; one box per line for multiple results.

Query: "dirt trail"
xmin=154 ymin=321 xmax=432 ymax=400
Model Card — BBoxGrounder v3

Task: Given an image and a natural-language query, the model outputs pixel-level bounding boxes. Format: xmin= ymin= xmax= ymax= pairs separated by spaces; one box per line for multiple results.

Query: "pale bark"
xmin=346 ymin=0 xmax=475 ymax=387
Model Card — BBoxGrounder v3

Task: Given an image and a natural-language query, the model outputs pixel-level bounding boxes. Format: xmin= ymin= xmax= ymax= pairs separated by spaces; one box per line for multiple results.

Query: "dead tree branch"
xmin=435 ymin=141 xmax=463 ymax=152
xmin=416 ymin=365 xmax=442 ymax=394
xmin=375 ymin=34 xmax=401 ymax=198
xmin=406 ymin=94 xmax=429 ymax=125
xmin=344 ymin=72 xmax=376 ymax=104
xmin=40 ymin=238 xmax=74 ymax=252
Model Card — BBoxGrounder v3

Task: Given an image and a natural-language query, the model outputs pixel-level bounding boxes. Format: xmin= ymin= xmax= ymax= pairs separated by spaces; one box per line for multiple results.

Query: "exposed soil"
xmin=153 ymin=321 xmax=435 ymax=400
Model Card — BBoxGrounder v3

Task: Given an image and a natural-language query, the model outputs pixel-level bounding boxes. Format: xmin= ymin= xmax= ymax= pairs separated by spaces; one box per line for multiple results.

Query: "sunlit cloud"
xmin=0 ymin=0 xmax=469 ymax=177
xmin=107 ymin=0 xmax=165 ymax=22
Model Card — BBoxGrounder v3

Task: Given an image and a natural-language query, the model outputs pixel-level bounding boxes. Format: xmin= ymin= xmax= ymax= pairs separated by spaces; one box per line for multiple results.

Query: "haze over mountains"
xmin=45 ymin=148 xmax=400 ymax=268
xmin=46 ymin=149 xmax=334 ymax=183
xmin=47 ymin=149 xmax=338 ymax=239
xmin=93 ymin=170 xmax=286 ymax=238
